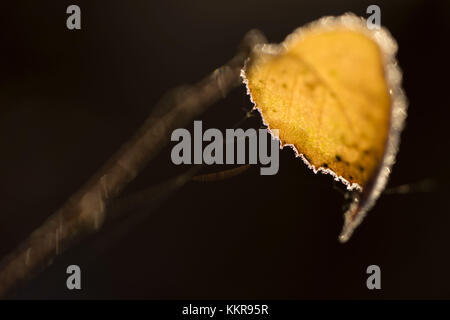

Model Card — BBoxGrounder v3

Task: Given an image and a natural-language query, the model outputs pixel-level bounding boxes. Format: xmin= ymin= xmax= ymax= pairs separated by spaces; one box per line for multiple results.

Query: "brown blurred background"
xmin=0 ymin=0 xmax=449 ymax=299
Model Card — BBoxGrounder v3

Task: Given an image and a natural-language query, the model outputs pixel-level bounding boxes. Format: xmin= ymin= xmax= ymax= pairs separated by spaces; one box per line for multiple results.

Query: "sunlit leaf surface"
xmin=243 ymin=14 xmax=407 ymax=241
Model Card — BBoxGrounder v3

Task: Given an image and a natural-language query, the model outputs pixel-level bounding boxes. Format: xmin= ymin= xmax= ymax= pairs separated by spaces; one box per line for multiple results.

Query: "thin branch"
xmin=192 ymin=164 xmax=252 ymax=182
xmin=84 ymin=166 xmax=204 ymax=258
xmin=106 ymin=166 xmax=203 ymax=225
xmin=0 ymin=29 xmax=267 ymax=298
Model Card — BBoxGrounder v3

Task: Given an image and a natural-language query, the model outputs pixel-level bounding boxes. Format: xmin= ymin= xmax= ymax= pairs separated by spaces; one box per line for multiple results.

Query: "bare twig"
xmin=0 ymin=29 xmax=267 ymax=298
xmin=106 ymin=166 xmax=203 ymax=225
xmin=84 ymin=166 xmax=204 ymax=258
xmin=383 ymin=178 xmax=437 ymax=195
xmin=192 ymin=164 xmax=252 ymax=182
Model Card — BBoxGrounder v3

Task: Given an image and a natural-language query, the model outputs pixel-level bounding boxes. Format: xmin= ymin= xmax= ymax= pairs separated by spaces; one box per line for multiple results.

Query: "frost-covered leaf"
xmin=242 ymin=14 xmax=407 ymax=241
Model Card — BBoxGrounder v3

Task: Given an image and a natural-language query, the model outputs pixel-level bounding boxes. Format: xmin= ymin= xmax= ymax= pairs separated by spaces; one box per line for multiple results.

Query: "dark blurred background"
xmin=0 ymin=0 xmax=449 ymax=299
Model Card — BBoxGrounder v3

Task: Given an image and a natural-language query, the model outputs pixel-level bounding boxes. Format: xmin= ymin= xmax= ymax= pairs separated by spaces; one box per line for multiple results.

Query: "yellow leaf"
xmin=242 ymin=14 xmax=407 ymax=241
